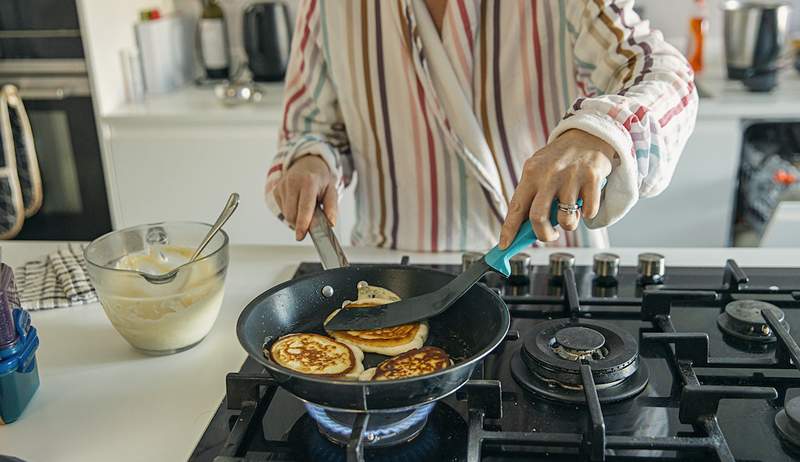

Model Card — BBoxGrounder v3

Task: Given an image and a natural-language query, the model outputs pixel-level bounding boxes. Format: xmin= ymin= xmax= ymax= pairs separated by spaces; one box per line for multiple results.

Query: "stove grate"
xmin=199 ymin=257 xmax=800 ymax=462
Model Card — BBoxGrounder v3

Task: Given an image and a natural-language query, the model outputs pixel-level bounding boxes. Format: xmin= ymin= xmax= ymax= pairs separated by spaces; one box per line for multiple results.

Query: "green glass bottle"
xmin=199 ymin=0 xmax=230 ymax=79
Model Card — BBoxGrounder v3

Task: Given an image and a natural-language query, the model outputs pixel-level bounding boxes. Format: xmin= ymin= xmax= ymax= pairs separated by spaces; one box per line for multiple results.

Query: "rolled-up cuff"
xmin=549 ymin=113 xmax=638 ymax=229
xmin=265 ymin=136 xmax=344 ymax=221
xmin=282 ymin=135 xmax=343 ymax=185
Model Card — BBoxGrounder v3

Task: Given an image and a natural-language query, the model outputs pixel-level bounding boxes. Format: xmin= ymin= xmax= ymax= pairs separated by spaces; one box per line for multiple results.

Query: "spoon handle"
xmin=191 ymin=193 xmax=240 ymax=262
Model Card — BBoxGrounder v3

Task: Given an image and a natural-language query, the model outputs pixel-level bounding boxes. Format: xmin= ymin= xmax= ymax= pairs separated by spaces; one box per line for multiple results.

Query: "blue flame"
xmin=305 ymin=403 xmax=435 ymax=442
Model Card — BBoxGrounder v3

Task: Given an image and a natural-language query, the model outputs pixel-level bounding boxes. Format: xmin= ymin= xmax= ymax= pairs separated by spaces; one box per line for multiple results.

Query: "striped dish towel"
xmin=14 ymin=244 xmax=98 ymax=310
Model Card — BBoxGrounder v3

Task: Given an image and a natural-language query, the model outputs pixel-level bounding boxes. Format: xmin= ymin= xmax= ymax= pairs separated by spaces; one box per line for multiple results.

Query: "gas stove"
xmin=190 ymin=252 xmax=800 ymax=462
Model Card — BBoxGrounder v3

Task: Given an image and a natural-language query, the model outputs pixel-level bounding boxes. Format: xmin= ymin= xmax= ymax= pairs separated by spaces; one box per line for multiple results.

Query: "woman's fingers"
xmin=294 ymin=184 xmax=319 ymax=240
xmin=580 ymin=174 xmax=602 ymax=220
xmin=281 ymin=183 xmax=300 ymax=227
xmin=529 ymin=184 xmax=559 ymax=242
xmin=499 ymin=183 xmax=535 ymax=248
xmin=321 ymin=185 xmax=338 ymax=226
xmin=273 ymin=187 xmax=284 ymax=213
xmin=556 ymin=184 xmax=581 ymax=231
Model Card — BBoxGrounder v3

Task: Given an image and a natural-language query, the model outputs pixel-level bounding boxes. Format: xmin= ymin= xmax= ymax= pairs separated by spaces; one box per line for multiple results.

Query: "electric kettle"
xmin=243 ymin=1 xmax=292 ymax=82
xmin=723 ymin=0 xmax=792 ymax=91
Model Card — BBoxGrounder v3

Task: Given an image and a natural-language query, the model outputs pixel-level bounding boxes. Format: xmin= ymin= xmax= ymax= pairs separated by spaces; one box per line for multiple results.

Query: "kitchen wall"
xmin=638 ymin=0 xmax=800 ymax=48
xmin=77 ymin=0 xmax=175 ymax=116
xmin=171 ymin=0 xmax=298 ymax=80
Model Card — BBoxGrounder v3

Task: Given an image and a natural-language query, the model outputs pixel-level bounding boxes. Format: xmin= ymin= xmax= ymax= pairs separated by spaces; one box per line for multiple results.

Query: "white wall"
xmin=77 ymin=0 xmax=176 ymax=116
xmin=171 ymin=0 xmax=298 ymax=79
xmin=637 ymin=0 xmax=800 ymax=47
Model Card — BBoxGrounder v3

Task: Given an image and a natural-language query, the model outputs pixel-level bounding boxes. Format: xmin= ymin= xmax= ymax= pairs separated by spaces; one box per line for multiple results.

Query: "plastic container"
xmin=0 ymin=308 xmax=40 ymax=424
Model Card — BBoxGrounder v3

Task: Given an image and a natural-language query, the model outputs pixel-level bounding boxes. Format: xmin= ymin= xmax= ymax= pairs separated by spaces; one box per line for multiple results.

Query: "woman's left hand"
xmin=498 ymin=129 xmax=618 ymax=248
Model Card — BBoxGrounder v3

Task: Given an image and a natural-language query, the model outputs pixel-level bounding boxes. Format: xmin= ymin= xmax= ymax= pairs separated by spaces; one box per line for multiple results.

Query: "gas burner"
xmin=552 ymin=326 xmax=608 ymax=361
xmin=775 ymin=397 xmax=800 ymax=456
xmin=511 ymin=319 xmax=649 ymax=404
xmin=305 ymin=403 xmax=434 ymax=448
xmin=289 ymin=403 xmax=467 ymax=462
xmin=717 ymin=300 xmax=791 ymax=344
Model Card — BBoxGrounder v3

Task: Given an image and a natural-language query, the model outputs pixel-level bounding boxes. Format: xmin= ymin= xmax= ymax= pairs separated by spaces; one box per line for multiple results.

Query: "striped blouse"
xmin=266 ymin=0 xmax=698 ymax=251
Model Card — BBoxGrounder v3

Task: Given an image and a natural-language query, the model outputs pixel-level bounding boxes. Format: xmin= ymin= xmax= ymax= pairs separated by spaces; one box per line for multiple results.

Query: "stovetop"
xmin=190 ymin=255 xmax=800 ymax=462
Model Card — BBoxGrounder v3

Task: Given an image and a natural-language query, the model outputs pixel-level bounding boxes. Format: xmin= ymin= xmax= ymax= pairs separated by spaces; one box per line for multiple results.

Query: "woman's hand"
xmin=272 ymin=155 xmax=338 ymax=241
xmin=498 ymin=129 xmax=617 ymax=248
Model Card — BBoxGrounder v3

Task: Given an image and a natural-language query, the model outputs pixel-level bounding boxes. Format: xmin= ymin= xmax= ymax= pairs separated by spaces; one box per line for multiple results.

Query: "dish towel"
xmin=14 ymin=244 xmax=98 ymax=310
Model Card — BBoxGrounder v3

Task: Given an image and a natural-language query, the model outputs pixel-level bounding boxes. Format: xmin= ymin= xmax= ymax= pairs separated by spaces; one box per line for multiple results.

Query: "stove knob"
xmin=637 ymin=252 xmax=665 ymax=284
xmin=548 ymin=252 xmax=575 ymax=279
xmin=461 ymin=251 xmax=483 ymax=272
xmin=593 ymin=253 xmax=620 ymax=286
xmin=508 ymin=253 xmax=531 ymax=285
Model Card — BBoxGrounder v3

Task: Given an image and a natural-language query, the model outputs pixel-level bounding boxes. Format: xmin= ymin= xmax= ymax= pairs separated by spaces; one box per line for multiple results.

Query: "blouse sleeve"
xmin=265 ymin=0 xmax=352 ymax=219
xmin=551 ymin=0 xmax=698 ymax=228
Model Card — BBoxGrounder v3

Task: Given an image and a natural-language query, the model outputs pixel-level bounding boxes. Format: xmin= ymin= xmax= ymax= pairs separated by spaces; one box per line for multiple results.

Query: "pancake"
xmin=357 ymin=284 xmax=401 ymax=302
xmin=325 ymin=299 xmax=428 ymax=356
xmin=268 ymin=333 xmax=364 ymax=379
xmin=359 ymin=346 xmax=452 ymax=381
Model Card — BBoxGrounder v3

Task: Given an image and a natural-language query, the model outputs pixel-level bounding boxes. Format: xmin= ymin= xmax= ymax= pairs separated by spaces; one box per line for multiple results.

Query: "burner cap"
xmin=521 ymin=319 xmax=640 ymax=386
xmin=555 ymin=326 xmax=606 ymax=352
xmin=717 ymin=300 xmax=790 ymax=343
xmin=775 ymin=397 xmax=800 ymax=450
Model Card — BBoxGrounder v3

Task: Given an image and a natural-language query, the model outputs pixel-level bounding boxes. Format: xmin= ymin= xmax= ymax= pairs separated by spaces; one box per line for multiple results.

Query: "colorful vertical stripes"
xmin=266 ymin=0 xmax=698 ymax=251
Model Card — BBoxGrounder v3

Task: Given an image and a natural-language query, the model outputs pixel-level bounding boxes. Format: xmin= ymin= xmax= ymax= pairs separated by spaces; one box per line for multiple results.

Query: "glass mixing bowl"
xmin=85 ymin=222 xmax=229 ymax=355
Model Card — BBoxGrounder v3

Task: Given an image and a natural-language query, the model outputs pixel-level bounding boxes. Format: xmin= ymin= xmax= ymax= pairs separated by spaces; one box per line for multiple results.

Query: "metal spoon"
xmin=142 ymin=193 xmax=240 ymax=284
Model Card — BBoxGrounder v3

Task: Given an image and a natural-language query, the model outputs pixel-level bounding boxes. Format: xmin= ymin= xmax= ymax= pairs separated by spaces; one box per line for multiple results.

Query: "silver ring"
xmin=557 ymin=202 xmax=581 ymax=214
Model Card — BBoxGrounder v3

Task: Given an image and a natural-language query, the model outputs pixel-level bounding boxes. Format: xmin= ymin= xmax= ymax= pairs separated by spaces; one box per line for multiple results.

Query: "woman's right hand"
xmin=272 ymin=155 xmax=338 ymax=241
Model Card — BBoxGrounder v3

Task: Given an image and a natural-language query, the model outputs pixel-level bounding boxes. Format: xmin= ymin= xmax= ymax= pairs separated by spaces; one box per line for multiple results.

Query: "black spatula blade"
xmin=324 ymin=259 xmax=492 ymax=331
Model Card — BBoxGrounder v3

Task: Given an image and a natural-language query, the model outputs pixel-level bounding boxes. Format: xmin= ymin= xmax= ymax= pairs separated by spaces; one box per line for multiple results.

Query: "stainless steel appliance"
xmin=0 ymin=0 xmax=111 ymax=240
xmin=243 ymin=1 xmax=292 ymax=82
xmin=723 ymin=0 xmax=792 ymax=91
xmin=191 ymin=254 xmax=800 ymax=462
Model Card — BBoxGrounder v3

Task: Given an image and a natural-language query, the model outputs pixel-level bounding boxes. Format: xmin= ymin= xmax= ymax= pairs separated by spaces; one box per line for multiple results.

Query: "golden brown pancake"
xmin=359 ymin=346 xmax=452 ymax=381
xmin=373 ymin=346 xmax=452 ymax=380
xmin=356 ymin=284 xmax=401 ymax=302
xmin=268 ymin=333 xmax=364 ymax=379
xmin=325 ymin=299 xmax=428 ymax=356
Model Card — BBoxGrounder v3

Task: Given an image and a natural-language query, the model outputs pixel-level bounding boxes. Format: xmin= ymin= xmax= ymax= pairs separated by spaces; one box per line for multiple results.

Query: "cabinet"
xmin=103 ymin=120 xmax=356 ymax=245
xmin=607 ymin=118 xmax=741 ymax=247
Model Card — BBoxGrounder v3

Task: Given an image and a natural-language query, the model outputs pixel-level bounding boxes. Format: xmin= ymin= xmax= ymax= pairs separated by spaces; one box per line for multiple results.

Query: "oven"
xmin=0 ymin=0 xmax=111 ymax=240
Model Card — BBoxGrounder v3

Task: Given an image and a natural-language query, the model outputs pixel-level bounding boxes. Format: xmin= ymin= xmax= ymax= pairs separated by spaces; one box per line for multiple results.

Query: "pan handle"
xmin=309 ymin=205 xmax=349 ymax=269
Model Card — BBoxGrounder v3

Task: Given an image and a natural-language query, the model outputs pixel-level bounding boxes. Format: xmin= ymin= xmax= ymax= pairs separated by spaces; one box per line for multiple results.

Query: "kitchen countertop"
xmin=697 ymin=66 xmax=800 ymax=120
xmin=2 ymin=243 xmax=800 ymax=462
xmin=101 ymin=66 xmax=800 ymax=126
xmin=102 ymin=83 xmax=285 ymax=125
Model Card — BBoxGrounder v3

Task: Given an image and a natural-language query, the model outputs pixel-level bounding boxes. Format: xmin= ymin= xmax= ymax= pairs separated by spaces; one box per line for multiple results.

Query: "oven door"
xmin=0 ymin=0 xmax=84 ymax=60
xmin=9 ymin=78 xmax=111 ymax=240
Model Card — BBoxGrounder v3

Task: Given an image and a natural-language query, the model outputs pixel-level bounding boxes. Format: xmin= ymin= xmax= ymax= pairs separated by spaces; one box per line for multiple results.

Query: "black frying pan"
xmin=237 ymin=208 xmax=510 ymax=411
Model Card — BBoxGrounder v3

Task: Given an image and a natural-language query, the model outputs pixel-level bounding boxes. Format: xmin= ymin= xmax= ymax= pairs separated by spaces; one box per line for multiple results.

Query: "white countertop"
xmin=2 ymin=243 xmax=800 ymax=462
xmin=102 ymin=83 xmax=285 ymax=125
xmin=697 ymin=66 xmax=800 ymax=120
xmin=101 ymin=66 xmax=800 ymax=126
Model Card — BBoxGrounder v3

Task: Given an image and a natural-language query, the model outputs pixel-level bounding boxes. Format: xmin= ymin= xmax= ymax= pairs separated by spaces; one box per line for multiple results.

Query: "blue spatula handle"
xmin=484 ymin=198 xmax=583 ymax=277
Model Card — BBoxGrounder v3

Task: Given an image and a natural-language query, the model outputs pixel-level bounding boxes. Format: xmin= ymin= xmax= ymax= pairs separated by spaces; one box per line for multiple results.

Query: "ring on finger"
xmin=557 ymin=202 xmax=581 ymax=214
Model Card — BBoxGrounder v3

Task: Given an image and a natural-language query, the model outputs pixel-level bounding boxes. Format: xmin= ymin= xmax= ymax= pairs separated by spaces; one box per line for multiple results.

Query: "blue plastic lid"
xmin=0 ymin=309 xmax=38 ymax=375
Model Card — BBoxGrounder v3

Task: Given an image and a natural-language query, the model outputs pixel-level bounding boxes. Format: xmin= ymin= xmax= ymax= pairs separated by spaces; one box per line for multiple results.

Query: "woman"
xmin=266 ymin=0 xmax=697 ymax=251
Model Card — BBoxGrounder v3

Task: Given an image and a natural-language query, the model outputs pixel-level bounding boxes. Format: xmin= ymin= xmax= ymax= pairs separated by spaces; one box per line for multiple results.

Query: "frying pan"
xmin=237 ymin=208 xmax=510 ymax=411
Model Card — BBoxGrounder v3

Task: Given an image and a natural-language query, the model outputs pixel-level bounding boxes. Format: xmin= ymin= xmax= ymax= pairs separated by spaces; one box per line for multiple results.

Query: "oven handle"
xmin=18 ymin=88 xmax=71 ymax=100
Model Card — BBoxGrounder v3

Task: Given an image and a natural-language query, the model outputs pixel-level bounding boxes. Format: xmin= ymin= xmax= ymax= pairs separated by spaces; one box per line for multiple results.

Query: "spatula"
xmin=325 ymin=198 xmax=578 ymax=331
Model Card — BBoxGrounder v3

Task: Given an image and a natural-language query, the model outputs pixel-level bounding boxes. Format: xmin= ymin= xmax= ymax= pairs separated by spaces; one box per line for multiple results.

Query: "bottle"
xmin=199 ymin=0 xmax=230 ymax=79
xmin=687 ymin=0 xmax=708 ymax=73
